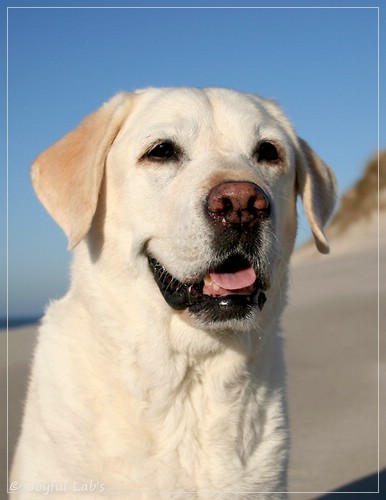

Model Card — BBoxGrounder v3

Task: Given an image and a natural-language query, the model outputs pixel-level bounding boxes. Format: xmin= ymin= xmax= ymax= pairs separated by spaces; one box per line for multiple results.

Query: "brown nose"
xmin=206 ymin=181 xmax=270 ymax=227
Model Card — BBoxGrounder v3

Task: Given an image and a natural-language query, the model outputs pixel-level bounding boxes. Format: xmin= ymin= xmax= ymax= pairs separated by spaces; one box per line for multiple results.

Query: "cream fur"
xmin=12 ymin=88 xmax=337 ymax=499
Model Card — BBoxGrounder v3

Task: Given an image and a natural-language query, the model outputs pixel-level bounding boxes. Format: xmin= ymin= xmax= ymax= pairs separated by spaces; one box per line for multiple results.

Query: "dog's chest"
xmin=110 ymin=368 xmax=265 ymax=491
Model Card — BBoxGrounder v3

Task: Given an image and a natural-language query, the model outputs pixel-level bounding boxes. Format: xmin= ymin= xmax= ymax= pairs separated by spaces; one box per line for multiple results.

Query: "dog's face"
xmin=110 ymin=88 xmax=300 ymax=326
xmin=31 ymin=88 xmax=337 ymax=331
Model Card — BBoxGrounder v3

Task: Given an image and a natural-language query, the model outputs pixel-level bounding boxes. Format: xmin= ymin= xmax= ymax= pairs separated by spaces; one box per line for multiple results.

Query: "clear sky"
xmin=2 ymin=0 xmax=384 ymax=318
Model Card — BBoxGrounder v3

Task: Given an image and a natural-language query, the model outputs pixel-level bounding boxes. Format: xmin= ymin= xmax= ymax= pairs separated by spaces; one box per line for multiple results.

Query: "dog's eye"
xmin=146 ymin=142 xmax=178 ymax=161
xmin=256 ymin=142 xmax=280 ymax=163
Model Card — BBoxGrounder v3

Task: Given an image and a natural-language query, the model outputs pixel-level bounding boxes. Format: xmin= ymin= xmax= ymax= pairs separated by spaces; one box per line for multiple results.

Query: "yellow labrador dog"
xmin=12 ymin=88 xmax=336 ymax=499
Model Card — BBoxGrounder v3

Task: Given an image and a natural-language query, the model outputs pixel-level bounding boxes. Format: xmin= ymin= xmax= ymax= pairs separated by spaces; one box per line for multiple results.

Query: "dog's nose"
xmin=206 ymin=181 xmax=270 ymax=227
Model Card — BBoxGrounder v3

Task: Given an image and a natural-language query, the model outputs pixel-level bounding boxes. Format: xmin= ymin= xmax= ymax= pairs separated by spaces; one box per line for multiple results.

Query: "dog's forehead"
xmin=122 ymin=88 xmax=294 ymax=145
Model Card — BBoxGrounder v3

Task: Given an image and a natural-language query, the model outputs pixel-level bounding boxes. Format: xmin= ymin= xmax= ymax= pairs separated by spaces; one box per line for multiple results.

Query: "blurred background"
xmin=2 ymin=0 xmax=383 ymax=322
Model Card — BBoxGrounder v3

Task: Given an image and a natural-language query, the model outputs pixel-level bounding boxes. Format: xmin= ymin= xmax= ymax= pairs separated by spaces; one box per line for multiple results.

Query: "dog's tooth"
xmin=204 ymin=275 xmax=212 ymax=286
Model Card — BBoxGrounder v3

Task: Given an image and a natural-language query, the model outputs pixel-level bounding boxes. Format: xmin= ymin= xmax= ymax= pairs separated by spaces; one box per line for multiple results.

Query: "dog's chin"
xmin=147 ymin=255 xmax=268 ymax=325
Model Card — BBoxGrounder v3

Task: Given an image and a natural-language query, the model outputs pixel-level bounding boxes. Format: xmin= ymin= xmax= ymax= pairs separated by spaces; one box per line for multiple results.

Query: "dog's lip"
xmin=147 ymin=254 xmax=268 ymax=312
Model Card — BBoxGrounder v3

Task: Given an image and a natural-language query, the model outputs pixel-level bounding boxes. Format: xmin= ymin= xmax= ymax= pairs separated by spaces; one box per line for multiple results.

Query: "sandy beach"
xmin=1 ymin=324 xmax=37 ymax=496
xmin=1 ymin=212 xmax=384 ymax=498
xmin=285 ymin=213 xmax=385 ymax=497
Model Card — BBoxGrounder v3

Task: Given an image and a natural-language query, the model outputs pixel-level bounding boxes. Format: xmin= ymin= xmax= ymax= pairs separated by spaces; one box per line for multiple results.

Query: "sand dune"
xmin=1 ymin=209 xmax=384 ymax=498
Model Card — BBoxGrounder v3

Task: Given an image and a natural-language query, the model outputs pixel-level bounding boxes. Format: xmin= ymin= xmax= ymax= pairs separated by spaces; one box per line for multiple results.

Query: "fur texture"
xmin=12 ymin=88 xmax=337 ymax=499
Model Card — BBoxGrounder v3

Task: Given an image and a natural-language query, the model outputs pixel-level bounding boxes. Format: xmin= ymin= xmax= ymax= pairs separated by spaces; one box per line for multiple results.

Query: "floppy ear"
xmin=31 ymin=93 xmax=133 ymax=249
xmin=296 ymin=138 xmax=337 ymax=254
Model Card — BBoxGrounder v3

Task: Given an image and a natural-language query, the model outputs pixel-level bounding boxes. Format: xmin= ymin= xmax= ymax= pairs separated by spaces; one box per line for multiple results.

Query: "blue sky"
xmin=2 ymin=1 xmax=384 ymax=318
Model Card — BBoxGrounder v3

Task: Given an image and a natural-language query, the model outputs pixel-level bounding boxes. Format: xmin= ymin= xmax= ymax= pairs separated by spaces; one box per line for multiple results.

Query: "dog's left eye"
xmin=255 ymin=142 xmax=280 ymax=163
xmin=146 ymin=142 xmax=178 ymax=161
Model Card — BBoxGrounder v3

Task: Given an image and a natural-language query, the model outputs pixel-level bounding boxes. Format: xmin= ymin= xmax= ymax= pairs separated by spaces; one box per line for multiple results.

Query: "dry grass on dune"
xmin=329 ymin=149 xmax=386 ymax=235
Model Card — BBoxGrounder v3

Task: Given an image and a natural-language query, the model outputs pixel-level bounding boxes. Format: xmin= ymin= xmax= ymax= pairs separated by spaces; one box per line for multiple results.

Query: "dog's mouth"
xmin=148 ymin=254 xmax=268 ymax=323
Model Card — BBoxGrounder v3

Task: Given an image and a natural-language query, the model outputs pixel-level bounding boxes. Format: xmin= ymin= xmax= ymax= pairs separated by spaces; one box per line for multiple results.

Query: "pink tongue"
xmin=210 ymin=266 xmax=256 ymax=291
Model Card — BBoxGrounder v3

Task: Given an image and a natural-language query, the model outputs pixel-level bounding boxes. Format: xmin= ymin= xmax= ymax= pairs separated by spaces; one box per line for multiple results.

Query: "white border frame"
xmin=6 ymin=4 xmax=381 ymax=496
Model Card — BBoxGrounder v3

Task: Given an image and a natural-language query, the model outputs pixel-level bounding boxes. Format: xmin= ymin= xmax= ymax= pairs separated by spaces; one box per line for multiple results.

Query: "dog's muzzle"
xmin=148 ymin=180 xmax=271 ymax=323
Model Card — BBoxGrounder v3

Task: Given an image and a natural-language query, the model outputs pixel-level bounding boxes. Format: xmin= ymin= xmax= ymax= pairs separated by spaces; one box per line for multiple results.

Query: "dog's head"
xmin=31 ymin=88 xmax=337 ymax=330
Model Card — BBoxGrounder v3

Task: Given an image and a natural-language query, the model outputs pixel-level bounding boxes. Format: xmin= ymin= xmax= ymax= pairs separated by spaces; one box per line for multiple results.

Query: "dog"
xmin=12 ymin=88 xmax=336 ymax=499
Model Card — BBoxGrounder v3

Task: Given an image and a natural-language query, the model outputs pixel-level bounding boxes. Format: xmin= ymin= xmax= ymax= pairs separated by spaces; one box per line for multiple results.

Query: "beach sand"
xmin=285 ymin=213 xmax=385 ymax=497
xmin=1 ymin=213 xmax=384 ymax=497
xmin=1 ymin=324 xmax=38 ymax=495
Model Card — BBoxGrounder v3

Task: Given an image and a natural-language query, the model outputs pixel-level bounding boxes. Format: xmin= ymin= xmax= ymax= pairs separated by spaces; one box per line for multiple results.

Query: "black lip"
xmin=148 ymin=256 xmax=267 ymax=323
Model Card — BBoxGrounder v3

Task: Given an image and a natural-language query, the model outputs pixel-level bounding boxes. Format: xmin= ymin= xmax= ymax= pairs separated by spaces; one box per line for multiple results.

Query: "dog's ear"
xmin=296 ymin=138 xmax=337 ymax=254
xmin=31 ymin=93 xmax=133 ymax=249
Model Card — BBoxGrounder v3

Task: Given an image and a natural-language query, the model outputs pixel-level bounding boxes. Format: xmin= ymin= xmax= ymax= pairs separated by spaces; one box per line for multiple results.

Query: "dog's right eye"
xmin=146 ymin=142 xmax=178 ymax=161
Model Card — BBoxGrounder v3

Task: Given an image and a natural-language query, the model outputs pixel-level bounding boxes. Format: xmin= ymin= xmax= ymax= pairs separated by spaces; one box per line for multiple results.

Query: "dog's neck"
xmin=55 ymin=248 xmax=288 ymax=483
xmin=70 ymin=241 xmax=286 ymax=417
